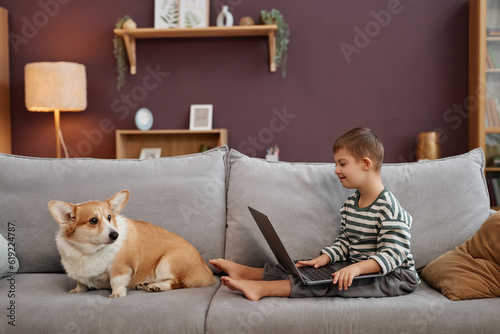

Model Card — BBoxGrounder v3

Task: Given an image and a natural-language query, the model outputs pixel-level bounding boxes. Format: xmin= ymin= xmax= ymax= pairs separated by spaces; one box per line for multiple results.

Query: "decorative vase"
xmin=217 ymin=6 xmax=233 ymax=27
xmin=122 ymin=18 xmax=137 ymax=30
xmin=415 ymin=131 xmax=441 ymax=161
xmin=239 ymin=16 xmax=254 ymax=26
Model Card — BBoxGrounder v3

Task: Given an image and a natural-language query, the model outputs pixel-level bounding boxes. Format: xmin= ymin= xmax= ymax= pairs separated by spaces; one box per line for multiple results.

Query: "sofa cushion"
xmin=421 ymin=211 xmax=500 ymax=301
xmin=225 ymin=148 xmax=489 ymax=271
xmin=206 ymin=282 xmax=500 ymax=333
xmin=0 ymin=146 xmax=228 ymax=273
xmin=0 ymin=273 xmax=220 ymax=333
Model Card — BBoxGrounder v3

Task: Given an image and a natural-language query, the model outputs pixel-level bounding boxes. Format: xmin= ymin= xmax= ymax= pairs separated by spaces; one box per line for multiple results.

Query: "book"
xmin=488 ymin=46 xmax=499 ymax=68
xmin=487 ymin=178 xmax=496 ymax=207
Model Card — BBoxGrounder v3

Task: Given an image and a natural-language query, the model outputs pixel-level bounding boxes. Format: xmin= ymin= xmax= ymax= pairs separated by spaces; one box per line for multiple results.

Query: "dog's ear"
xmin=48 ymin=201 xmax=76 ymax=228
xmin=107 ymin=190 xmax=130 ymax=214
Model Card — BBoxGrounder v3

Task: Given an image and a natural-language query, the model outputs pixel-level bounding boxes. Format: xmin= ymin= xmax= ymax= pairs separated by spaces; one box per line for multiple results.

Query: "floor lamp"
xmin=25 ymin=62 xmax=87 ymax=158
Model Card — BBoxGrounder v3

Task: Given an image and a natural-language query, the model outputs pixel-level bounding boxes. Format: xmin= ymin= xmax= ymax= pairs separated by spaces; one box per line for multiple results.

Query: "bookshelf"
xmin=115 ymin=129 xmax=227 ymax=159
xmin=469 ymin=0 xmax=500 ymax=209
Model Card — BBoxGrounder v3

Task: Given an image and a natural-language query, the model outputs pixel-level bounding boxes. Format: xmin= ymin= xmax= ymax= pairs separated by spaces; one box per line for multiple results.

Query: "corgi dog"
xmin=48 ymin=189 xmax=215 ymax=298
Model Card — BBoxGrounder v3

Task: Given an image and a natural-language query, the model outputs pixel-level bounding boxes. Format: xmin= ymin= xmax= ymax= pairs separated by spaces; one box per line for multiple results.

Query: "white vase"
xmin=216 ymin=6 xmax=233 ymax=27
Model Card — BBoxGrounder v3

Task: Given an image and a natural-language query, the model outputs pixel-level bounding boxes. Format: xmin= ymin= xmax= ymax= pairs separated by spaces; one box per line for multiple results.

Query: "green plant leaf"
xmin=261 ymin=9 xmax=290 ymax=78
xmin=164 ymin=0 xmax=179 ymax=27
xmin=185 ymin=11 xmax=201 ymax=28
xmin=113 ymin=15 xmax=133 ymax=90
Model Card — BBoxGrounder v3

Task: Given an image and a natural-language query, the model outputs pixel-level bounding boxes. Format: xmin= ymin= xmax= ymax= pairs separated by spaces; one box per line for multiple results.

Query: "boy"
xmin=210 ymin=128 xmax=419 ymax=301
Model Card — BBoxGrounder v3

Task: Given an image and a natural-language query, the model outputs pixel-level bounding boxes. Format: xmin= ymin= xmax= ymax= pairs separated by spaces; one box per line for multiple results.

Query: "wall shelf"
xmin=113 ymin=25 xmax=278 ymax=75
xmin=115 ymin=129 xmax=227 ymax=159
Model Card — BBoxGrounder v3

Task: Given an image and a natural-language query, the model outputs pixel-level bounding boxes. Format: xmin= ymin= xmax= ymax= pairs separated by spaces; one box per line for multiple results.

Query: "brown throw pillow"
xmin=421 ymin=212 xmax=500 ymax=301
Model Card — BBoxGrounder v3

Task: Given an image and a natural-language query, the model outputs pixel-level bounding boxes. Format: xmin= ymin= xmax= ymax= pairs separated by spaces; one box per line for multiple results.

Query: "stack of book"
xmin=487 ymin=45 xmax=500 ymax=69
xmin=486 ymin=98 xmax=500 ymax=126
xmin=487 ymin=28 xmax=500 ymax=36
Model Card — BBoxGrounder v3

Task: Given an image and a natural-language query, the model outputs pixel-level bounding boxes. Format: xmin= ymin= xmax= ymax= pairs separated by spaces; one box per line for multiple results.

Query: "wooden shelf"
xmin=485 ymin=126 xmax=500 ymax=133
xmin=116 ymin=129 xmax=227 ymax=159
xmin=113 ymin=25 xmax=278 ymax=74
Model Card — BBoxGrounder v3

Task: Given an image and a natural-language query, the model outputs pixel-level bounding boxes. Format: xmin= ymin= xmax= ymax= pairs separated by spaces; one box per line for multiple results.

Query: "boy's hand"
xmin=332 ymin=264 xmax=361 ymax=291
xmin=332 ymin=259 xmax=382 ymax=290
xmin=296 ymin=254 xmax=331 ymax=268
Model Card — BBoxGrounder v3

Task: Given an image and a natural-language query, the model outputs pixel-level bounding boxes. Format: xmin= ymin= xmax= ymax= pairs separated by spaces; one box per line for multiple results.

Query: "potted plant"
xmin=113 ymin=15 xmax=135 ymax=90
xmin=261 ymin=9 xmax=290 ymax=78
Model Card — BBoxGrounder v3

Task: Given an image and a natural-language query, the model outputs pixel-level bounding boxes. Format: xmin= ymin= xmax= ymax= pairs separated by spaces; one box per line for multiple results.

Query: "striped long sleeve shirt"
xmin=321 ymin=189 xmax=417 ymax=275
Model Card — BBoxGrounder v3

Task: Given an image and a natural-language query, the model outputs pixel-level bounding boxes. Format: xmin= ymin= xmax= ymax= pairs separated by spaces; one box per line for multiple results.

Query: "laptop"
xmin=248 ymin=206 xmax=382 ymax=286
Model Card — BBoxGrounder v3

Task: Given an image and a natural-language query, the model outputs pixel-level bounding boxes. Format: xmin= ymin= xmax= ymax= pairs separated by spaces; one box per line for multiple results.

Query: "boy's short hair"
xmin=333 ymin=127 xmax=384 ymax=172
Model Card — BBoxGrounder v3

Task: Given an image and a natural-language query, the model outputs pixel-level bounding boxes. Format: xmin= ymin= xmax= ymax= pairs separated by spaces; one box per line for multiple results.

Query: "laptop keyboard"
xmin=297 ymin=265 xmax=334 ymax=281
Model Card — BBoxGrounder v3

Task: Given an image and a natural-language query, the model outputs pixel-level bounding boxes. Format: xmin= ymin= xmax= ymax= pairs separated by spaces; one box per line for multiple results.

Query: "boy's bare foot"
xmin=221 ymin=276 xmax=291 ymax=301
xmin=221 ymin=276 xmax=263 ymax=301
xmin=209 ymin=259 xmax=264 ymax=280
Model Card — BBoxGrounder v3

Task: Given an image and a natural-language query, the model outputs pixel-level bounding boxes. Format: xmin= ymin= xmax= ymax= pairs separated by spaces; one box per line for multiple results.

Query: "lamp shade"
xmin=25 ymin=62 xmax=87 ymax=112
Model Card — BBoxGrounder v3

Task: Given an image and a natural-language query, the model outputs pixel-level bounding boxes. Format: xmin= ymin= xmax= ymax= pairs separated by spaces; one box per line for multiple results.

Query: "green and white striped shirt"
xmin=321 ymin=189 xmax=417 ymax=275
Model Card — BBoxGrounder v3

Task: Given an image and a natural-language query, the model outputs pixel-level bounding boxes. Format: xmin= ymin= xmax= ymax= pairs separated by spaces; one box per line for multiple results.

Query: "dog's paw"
xmin=109 ymin=293 xmax=125 ymax=298
xmin=135 ymin=282 xmax=149 ymax=290
xmin=68 ymin=288 xmax=84 ymax=294
xmin=109 ymin=290 xmax=127 ymax=298
xmin=146 ymin=285 xmax=163 ymax=292
xmin=69 ymin=283 xmax=88 ymax=294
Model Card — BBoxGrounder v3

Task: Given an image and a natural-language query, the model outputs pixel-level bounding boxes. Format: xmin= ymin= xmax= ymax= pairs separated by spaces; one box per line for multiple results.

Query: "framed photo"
xmin=155 ymin=0 xmax=179 ymax=29
xmin=179 ymin=0 xmax=209 ymax=28
xmin=189 ymin=104 xmax=213 ymax=130
xmin=139 ymin=148 xmax=162 ymax=159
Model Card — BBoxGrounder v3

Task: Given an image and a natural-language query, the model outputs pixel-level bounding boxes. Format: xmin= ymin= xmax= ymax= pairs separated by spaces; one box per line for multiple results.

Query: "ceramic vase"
xmin=415 ymin=131 xmax=441 ymax=161
xmin=217 ymin=6 xmax=233 ymax=27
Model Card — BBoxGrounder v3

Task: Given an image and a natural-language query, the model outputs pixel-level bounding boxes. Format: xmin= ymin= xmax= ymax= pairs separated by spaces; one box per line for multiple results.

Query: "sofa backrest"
xmin=224 ymin=148 xmax=490 ymax=271
xmin=0 ymin=146 xmax=228 ymax=273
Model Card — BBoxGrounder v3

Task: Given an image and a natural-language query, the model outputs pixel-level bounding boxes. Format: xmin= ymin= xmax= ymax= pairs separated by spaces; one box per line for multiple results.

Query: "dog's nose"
xmin=109 ymin=231 xmax=119 ymax=241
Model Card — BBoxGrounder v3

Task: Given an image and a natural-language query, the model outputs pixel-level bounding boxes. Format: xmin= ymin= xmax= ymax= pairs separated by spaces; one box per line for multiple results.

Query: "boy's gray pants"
xmin=263 ymin=263 xmax=419 ymax=298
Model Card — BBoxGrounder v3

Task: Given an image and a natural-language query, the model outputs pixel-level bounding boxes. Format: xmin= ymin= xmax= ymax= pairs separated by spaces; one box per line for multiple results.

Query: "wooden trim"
xmin=115 ymin=129 xmax=228 ymax=159
xmin=113 ymin=25 xmax=278 ymax=38
xmin=0 ymin=6 xmax=10 ymax=154
xmin=469 ymin=0 xmax=487 ymax=152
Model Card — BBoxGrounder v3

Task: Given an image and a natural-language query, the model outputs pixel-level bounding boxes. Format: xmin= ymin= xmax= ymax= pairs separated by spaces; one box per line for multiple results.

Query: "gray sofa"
xmin=0 ymin=146 xmax=498 ymax=333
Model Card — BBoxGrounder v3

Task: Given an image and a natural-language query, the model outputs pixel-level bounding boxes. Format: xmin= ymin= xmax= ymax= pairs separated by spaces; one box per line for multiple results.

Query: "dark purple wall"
xmin=0 ymin=0 xmax=470 ymax=162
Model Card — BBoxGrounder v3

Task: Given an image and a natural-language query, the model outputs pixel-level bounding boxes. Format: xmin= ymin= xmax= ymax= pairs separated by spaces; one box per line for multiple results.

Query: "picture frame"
xmin=139 ymin=148 xmax=162 ymax=159
xmin=189 ymin=104 xmax=213 ymax=130
xmin=179 ymin=0 xmax=209 ymax=28
xmin=154 ymin=0 xmax=180 ymax=29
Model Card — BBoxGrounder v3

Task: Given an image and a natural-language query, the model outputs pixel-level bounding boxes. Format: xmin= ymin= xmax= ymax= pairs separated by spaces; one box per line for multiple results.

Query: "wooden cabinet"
xmin=0 ymin=6 xmax=10 ymax=154
xmin=116 ymin=129 xmax=227 ymax=159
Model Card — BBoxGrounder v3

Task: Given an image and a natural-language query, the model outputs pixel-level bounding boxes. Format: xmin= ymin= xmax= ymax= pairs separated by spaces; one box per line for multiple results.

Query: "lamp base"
xmin=54 ymin=109 xmax=69 ymax=158
xmin=54 ymin=109 xmax=61 ymax=158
